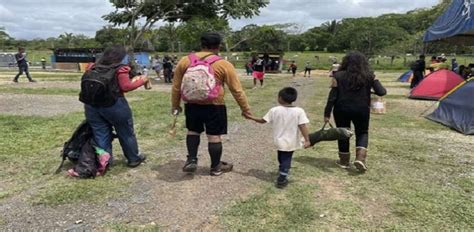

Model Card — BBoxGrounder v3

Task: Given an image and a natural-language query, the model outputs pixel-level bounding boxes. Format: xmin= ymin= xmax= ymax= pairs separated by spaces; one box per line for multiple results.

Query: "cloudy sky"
xmin=0 ymin=0 xmax=440 ymax=39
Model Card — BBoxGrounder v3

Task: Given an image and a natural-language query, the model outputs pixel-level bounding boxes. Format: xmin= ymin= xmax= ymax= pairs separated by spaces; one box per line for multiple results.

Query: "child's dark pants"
xmin=277 ymin=150 xmax=294 ymax=177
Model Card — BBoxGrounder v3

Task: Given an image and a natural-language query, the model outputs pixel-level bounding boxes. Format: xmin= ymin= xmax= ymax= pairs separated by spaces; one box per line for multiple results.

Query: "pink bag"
xmin=181 ymin=53 xmax=222 ymax=102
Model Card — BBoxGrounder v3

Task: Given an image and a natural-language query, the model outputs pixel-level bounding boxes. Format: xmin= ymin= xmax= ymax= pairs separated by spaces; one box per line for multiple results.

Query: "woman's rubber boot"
xmin=336 ymin=152 xmax=350 ymax=169
xmin=354 ymin=148 xmax=368 ymax=172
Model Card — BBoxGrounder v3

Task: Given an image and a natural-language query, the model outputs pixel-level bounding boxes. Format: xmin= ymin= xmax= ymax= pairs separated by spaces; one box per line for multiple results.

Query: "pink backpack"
xmin=181 ymin=53 xmax=222 ymax=102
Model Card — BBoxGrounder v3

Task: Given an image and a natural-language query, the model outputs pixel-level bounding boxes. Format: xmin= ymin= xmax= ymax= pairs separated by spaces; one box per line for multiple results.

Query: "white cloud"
xmin=0 ymin=0 xmax=440 ymax=39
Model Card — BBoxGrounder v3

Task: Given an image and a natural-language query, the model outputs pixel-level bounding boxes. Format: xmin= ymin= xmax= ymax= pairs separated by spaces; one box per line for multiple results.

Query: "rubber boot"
xmin=336 ymin=152 xmax=350 ymax=169
xmin=354 ymin=147 xmax=368 ymax=172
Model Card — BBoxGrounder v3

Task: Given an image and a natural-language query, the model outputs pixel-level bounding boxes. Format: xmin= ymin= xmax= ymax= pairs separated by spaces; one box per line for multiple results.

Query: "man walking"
xmin=410 ymin=55 xmax=425 ymax=89
xmin=13 ymin=47 xmax=35 ymax=82
xmin=171 ymin=32 xmax=252 ymax=176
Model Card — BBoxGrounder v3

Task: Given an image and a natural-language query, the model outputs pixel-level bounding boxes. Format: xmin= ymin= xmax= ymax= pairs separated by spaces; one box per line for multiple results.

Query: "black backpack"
xmin=55 ymin=120 xmax=93 ymax=174
xmin=73 ymin=139 xmax=99 ymax=178
xmin=79 ymin=64 xmax=123 ymax=107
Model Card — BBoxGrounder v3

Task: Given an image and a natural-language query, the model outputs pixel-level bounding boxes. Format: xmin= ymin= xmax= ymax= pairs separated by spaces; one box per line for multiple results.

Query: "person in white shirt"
xmin=245 ymin=87 xmax=310 ymax=188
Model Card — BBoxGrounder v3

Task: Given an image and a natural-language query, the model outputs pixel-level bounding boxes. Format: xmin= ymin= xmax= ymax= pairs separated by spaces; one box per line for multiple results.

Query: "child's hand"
xmin=304 ymin=140 xmax=311 ymax=149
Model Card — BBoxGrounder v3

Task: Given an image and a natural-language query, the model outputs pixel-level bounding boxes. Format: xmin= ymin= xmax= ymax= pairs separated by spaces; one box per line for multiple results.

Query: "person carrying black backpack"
xmin=79 ymin=45 xmax=149 ymax=168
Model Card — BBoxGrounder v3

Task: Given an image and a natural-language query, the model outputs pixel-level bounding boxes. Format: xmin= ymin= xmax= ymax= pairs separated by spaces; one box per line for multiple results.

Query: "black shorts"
xmin=185 ymin=104 xmax=227 ymax=135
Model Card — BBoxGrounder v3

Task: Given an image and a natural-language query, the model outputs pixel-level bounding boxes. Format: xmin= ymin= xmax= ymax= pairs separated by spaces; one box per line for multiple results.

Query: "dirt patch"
xmin=0 ymin=120 xmax=276 ymax=230
xmin=0 ymin=93 xmax=83 ymax=117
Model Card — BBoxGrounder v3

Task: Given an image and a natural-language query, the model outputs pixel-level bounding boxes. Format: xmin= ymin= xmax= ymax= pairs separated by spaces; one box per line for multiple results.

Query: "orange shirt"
xmin=171 ymin=52 xmax=250 ymax=112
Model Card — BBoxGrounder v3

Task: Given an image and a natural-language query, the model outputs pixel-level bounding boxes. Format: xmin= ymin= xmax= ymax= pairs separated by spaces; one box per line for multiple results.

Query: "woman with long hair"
xmin=323 ymin=52 xmax=386 ymax=172
xmin=84 ymin=45 xmax=149 ymax=169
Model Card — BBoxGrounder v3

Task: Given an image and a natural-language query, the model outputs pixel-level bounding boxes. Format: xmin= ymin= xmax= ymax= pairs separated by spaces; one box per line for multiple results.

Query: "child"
xmin=245 ymin=87 xmax=310 ymax=188
xmin=289 ymin=61 xmax=297 ymax=77
xmin=304 ymin=61 xmax=311 ymax=77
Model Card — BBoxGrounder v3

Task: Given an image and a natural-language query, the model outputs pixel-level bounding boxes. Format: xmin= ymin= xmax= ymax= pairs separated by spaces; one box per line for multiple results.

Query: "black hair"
xmin=431 ymin=56 xmax=437 ymax=60
xmin=278 ymin=87 xmax=298 ymax=104
xmin=97 ymin=45 xmax=126 ymax=65
xmin=201 ymin=32 xmax=222 ymax=50
xmin=419 ymin=55 xmax=425 ymax=59
xmin=339 ymin=51 xmax=374 ymax=91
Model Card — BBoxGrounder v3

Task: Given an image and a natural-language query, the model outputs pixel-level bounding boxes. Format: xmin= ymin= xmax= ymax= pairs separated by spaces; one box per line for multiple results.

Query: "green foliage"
xmin=176 ymin=17 xmax=230 ymax=51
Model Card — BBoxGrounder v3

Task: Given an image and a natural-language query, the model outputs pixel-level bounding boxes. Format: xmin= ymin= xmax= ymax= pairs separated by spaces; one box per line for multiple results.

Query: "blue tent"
xmin=424 ymin=0 xmax=474 ymax=45
xmin=398 ymin=70 xmax=413 ymax=82
xmin=122 ymin=52 xmax=150 ymax=68
xmin=426 ymin=78 xmax=474 ymax=135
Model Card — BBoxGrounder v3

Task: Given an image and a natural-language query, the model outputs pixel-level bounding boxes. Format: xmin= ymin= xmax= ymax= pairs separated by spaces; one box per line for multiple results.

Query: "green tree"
xmin=0 ymin=27 xmax=11 ymax=50
xmin=177 ymin=17 xmax=230 ymax=52
xmin=103 ymin=0 xmax=268 ymax=58
xmin=95 ymin=26 xmax=128 ymax=48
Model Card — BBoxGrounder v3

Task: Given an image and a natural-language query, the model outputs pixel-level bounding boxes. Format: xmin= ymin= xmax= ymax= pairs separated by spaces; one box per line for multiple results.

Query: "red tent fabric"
xmin=409 ymin=70 xmax=464 ymax=100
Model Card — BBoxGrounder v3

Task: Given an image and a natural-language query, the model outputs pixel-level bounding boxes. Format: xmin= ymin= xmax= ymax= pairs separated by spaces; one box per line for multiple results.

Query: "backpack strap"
xmin=188 ymin=53 xmax=221 ymax=65
xmin=188 ymin=53 xmax=200 ymax=65
xmin=204 ymin=55 xmax=222 ymax=64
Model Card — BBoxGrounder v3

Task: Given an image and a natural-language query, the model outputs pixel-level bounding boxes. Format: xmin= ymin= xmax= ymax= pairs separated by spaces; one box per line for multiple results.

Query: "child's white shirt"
xmin=263 ymin=106 xmax=310 ymax=152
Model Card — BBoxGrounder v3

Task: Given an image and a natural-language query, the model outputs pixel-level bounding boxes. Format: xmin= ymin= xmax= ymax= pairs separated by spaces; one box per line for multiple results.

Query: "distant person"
xmin=304 ymin=61 xmax=311 ymax=77
xmin=40 ymin=57 xmax=47 ymax=70
xmin=245 ymin=60 xmax=253 ymax=76
xmin=467 ymin=63 xmax=474 ymax=79
xmin=163 ymin=55 xmax=173 ymax=83
xmin=451 ymin=58 xmax=459 ymax=72
xmin=329 ymin=61 xmax=340 ymax=77
xmin=323 ymin=52 xmax=386 ymax=172
xmin=13 ymin=47 xmax=35 ymax=82
xmin=152 ymin=55 xmax=163 ymax=80
xmin=245 ymin=87 xmax=310 ymax=188
xmin=410 ymin=55 xmax=426 ymax=89
xmin=289 ymin=60 xmax=297 ymax=77
xmin=171 ymin=32 xmax=251 ymax=176
xmin=252 ymin=57 xmax=265 ymax=88
xmin=458 ymin=65 xmax=469 ymax=79
xmin=81 ymin=45 xmax=149 ymax=169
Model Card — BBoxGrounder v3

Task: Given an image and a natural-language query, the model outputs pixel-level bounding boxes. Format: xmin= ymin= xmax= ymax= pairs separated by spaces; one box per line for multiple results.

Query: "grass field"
xmin=0 ymin=68 xmax=472 ymax=230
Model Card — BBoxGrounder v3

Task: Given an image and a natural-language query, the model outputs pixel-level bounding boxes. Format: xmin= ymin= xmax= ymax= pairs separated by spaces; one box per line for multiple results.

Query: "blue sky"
xmin=0 ymin=0 xmax=440 ymax=39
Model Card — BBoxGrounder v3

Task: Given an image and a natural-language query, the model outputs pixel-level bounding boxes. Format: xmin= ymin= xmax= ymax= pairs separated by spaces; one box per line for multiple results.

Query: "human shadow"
xmin=293 ymin=156 xmax=337 ymax=173
xmin=235 ymin=169 xmax=278 ymax=184
xmin=151 ymin=159 xmax=211 ymax=183
xmin=294 ymin=156 xmax=365 ymax=176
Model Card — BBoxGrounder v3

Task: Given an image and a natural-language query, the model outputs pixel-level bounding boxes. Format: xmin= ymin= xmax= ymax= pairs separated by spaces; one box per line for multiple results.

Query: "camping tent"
xmin=409 ymin=69 xmax=464 ymax=100
xmin=424 ymin=0 xmax=474 ymax=45
xmin=426 ymin=78 xmax=474 ymax=134
xmin=398 ymin=70 xmax=413 ymax=82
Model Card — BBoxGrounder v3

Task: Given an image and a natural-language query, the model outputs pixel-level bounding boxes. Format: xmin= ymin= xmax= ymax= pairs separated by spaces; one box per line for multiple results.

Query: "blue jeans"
xmin=84 ymin=97 xmax=141 ymax=163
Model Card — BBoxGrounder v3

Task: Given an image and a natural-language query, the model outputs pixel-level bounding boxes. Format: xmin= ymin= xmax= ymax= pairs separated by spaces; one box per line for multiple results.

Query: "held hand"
xmin=324 ymin=117 xmax=330 ymax=123
xmin=304 ymin=140 xmax=311 ymax=149
xmin=171 ymin=106 xmax=182 ymax=115
xmin=242 ymin=111 xmax=252 ymax=119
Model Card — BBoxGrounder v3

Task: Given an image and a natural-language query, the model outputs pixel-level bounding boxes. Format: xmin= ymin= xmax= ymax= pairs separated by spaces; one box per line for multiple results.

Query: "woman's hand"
xmin=324 ymin=117 xmax=330 ymax=123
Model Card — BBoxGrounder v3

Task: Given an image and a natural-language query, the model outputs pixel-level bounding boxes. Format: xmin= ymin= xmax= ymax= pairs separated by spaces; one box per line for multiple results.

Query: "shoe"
xmin=336 ymin=152 xmax=350 ymax=169
xmin=12 ymin=79 xmax=18 ymax=83
xmin=276 ymin=175 xmax=288 ymax=188
xmin=29 ymin=79 xmax=37 ymax=82
xmin=182 ymin=158 xmax=198 ymax=173
xmin=210 ymin=161 xmax=233 ymax=176
xmin=127 ymin=154 xmax=147 ymax=168
xmin=354 ymin=148 xmax=368 ymax=172
xmin=98 ymin=153 xmax=111 ymax=173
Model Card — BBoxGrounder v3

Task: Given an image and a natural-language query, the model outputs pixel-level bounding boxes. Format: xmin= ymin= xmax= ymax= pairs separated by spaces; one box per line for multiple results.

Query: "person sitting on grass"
xmin=245 ymin=87 xmax=310 ymax=188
